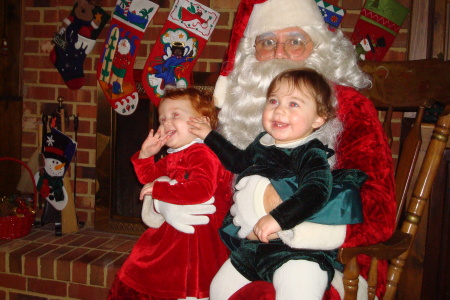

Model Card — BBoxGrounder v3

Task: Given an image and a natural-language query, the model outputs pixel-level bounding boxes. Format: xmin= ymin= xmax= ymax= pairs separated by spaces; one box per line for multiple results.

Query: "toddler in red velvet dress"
xmin=107 ymin=88 xmax=233 ymax=300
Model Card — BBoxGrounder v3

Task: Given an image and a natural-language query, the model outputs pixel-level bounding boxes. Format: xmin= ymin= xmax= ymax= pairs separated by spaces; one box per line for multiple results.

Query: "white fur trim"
xmin=213 ymin=75 xmax=228 ymax=108
xmin=74 ymin=35 xmax=96 ymax=54
xmin=63 ymin=18 xmax=71 ymax=26
xmin=332 ymin=270 xmax=373 ymax=300
xmin=277 ymin=222 xmax=346 ymax=250
xmin=91 ymin=20 xmax=99 ymax=30
xmin=244 ymin=0 xmax=325 ymax=38
xmin=254 ymin=177 xmax=270 ymax=218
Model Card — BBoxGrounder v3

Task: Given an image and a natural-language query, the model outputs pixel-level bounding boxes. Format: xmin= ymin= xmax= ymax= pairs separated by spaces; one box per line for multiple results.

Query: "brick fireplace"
xmin=0 ymin=225 xmax=138 ymax=299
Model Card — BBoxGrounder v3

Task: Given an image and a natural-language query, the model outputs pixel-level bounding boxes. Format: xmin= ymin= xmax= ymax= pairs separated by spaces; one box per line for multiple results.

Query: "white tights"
xmin=209 ymin=258 xmax=328 ymax=300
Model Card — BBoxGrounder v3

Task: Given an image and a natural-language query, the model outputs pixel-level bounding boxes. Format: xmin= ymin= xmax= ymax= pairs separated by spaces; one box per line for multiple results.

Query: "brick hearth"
xmin=0 ymin=225 xmax=138 ymax=299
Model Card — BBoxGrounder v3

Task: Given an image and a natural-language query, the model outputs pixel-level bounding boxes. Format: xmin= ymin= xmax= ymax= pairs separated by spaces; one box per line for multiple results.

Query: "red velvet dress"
xmin=111 ymin=143 xmax=233 ymax=299
xmin=230 ymin=85 xmax=396 ymax=300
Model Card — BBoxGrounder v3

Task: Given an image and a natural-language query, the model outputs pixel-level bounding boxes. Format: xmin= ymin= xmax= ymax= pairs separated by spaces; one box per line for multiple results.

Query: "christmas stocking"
xmin=97 ymin=0 xmax=159 ymax=116
xmin=315 ymin=0 xmax=346 ymax=29
xmin=35 ymin=128 xmax=77 ymax=212
xmin=142 ymin=0 xmax=220 ymax=107
xmin=350 ymin=0 xmax=409 ymax=61
xmin=50 ymin=0 xmax=110 ymax=90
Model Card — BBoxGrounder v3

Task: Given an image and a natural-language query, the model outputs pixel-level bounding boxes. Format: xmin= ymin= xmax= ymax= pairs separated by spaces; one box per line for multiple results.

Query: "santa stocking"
xmin=50 ymin=0 xmax=110 ymax=90
xmin=350 ymin=0 xmax=409 ymax=61
xmin=97 ymin=0 xmax=159 ymax=115
xmin=142 ymin=0 xmax=220 ymax=107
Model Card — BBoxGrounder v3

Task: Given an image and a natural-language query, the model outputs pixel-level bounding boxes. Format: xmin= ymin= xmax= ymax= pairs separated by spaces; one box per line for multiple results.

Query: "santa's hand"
xmin=141 ymin=176 xmax=174 ymax=228
xmin=154 ymin=197 xmax=216 ymax=234
xmin=232 ymin=175 xmax=271 ymax=238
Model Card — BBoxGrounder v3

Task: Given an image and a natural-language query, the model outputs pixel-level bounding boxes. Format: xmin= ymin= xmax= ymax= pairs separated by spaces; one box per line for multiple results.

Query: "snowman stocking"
xmin=97 ymin=0 xmax=159 ymax=115
xmin=35 ymin=128 xmax=77 ymax=212
xmin=350 ymin=0 xmax=409 ymax=61
xmin=50 ymin=0 xmax=110 ymax=90
xmin=142 ymin=0 xmax=220 ymax=107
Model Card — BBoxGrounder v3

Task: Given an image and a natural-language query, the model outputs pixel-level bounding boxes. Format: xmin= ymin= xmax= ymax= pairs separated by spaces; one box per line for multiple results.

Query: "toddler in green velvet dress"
xmin=189 ymin=68 xmax=367 ymax=300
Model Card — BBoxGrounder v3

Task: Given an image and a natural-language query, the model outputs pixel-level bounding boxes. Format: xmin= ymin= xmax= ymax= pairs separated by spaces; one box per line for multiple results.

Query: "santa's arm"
xmin=334 ymin=86 xmax=396 ymax=247
xmin=232 ymin=175 xmax=346 ymax=249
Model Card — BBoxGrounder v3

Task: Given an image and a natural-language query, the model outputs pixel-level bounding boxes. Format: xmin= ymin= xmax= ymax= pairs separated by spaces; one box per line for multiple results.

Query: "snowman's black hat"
xmin=44 ymin=145 xmax=67 ymax=163
xmin=43 ymin=128 xmax=77 ymax=166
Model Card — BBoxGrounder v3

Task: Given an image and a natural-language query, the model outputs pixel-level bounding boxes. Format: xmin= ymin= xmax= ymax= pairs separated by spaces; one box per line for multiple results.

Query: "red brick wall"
xmin=21 ymin=0 xmax=411 ymax=227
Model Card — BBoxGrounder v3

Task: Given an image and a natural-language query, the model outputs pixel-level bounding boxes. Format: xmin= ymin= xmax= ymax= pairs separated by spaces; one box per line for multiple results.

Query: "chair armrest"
xmin=337 ymin=231 xmax=412 ymax=264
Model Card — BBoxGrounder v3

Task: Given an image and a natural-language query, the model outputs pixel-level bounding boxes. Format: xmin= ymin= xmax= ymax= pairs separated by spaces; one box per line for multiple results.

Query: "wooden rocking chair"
xmin=337 ymin=59 xmax=450 ymax=300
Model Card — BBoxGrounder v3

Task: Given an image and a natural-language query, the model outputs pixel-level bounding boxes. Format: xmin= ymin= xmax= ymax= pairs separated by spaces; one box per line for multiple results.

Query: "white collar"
xmin=259 ymin=133 xmax=315 ymax=149
xmin=167 ymin=138 xmax=204 ymax=154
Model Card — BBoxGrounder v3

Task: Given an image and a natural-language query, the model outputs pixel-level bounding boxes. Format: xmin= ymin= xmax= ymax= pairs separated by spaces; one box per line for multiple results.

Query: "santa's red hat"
xmin=214 ymin=0 xmax=325 ymax=107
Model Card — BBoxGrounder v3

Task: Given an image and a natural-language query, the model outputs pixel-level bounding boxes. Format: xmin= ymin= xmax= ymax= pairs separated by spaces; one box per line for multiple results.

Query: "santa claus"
xmin=138 ymin=0 xmax=396 ymax=299
xmin=209 ymin=0 xmax=395 ymax=299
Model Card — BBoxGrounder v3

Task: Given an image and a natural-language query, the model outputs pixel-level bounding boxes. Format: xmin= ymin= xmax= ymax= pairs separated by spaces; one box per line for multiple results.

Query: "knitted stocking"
xmin=350 ymin=0 xmax=409 ymax=61
xmin=97 ymin=0 xmax=159 ymax=115
xmin=50 ymin=0 xmax=110 ymax=90
xmin=141 ymin=0 xmax=220 ymax=106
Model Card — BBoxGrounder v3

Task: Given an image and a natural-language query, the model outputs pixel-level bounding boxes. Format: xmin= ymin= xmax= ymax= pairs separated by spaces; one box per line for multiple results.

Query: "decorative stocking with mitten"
xmin=50 ymin=0 xmax=110 ymax=90
xmin=97 ymin=0 xmax=159 ymax=115
xmin=141 ymin=0 xmax=220 ymax=107
xmin=350 ymin=0 xmax=409 ymax=61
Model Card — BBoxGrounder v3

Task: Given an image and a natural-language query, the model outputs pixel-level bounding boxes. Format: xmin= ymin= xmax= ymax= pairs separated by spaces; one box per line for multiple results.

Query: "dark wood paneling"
xmin=0 ymin=0 xmax=23 ymax=97
xmin=0 ymin=100 xmax=22 ymax=195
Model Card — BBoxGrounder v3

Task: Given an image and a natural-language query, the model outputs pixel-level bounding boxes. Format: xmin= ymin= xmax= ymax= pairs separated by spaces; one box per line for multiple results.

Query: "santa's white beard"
xmin=218 ymin=56 xmax=306 ymax=149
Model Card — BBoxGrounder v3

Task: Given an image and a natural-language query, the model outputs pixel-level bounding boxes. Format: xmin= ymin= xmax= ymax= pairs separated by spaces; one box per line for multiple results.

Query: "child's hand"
xmin=188 ymin=116 xmax=212 ymax=140
xmin=253 ymin=215 xmax=281 ymax=243
xmin=140 ymin=182 xmax=155 ymax=200
xmin=139 ymin=128 xmax=170 ymax=159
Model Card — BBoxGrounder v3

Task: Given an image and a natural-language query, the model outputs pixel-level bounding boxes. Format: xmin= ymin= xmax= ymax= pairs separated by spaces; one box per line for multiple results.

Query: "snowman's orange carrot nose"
xmin=55 ymin=163 xmax=66 ymax=170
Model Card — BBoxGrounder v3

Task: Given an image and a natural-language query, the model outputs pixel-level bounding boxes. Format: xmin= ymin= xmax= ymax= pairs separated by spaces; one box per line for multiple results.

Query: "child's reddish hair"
xmin=160 ymin=88 xmax=219 ymax=129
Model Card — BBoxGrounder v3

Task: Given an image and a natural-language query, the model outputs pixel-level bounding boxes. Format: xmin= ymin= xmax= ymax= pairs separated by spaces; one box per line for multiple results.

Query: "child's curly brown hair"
xmin=160 ymin=88 xmax=219 ymax=129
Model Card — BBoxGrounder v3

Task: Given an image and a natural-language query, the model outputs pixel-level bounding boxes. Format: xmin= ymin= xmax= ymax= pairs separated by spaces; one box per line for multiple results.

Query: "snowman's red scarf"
xmin=37 ymin=171 xmax=64 ymax=201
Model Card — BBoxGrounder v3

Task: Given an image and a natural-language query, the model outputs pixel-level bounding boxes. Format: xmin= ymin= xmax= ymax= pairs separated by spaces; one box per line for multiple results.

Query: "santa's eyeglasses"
xmin=254 ymin=38 xmax=311 ymax=59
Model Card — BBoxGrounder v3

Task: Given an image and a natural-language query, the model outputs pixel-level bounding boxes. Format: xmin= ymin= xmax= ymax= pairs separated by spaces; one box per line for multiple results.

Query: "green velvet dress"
xmin=204 ymin=131 xmax=367 ymax=286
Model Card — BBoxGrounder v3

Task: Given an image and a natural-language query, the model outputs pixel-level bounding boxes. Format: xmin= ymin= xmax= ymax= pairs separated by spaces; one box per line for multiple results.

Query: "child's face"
xmin=158 ymin=98 xmax=202 ymax=149
xmin=262 ymin=82 xmax=325 ymax=144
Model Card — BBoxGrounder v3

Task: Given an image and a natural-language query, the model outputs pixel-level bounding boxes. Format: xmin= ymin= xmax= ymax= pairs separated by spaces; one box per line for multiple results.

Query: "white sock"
xmin=273 ymin=260 xmax=328 ymax=300
xmin=209 ymin=259 xmax=251 ymax=300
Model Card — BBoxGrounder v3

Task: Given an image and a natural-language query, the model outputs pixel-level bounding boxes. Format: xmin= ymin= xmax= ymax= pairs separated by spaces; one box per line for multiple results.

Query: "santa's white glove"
xmin=141 ymin=176 xmax=174 ymax=229
xmin=154 ymin=197 xmax=216 ymax=234
xmin=232 ymin=175 xmax=270 ymax=238
xmin=141 ymin=176 xmax=216 ymax=234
